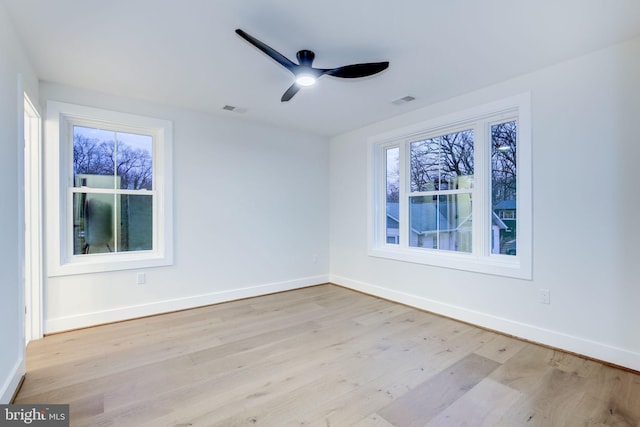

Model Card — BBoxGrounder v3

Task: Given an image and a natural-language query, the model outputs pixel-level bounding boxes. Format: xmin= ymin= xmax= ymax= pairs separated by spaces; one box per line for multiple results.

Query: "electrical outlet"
xmin=539 ymin=288 xmax=550 ymax=304
xmin=136 ymin=272 xmax=146 ymax=285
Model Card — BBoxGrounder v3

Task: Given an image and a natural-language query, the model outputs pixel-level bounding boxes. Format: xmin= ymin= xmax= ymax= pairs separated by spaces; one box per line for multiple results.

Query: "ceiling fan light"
xmin=295 ymin=73 xmax=316 ymax=87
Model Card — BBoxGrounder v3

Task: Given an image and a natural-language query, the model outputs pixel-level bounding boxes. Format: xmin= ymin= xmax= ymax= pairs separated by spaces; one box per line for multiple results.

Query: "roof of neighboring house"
xmin=387 ymin=202 xmax=400 ymax=223
xmin=492 ymin=212 xmax=509 ymax=230
xmin=387 ymin=202 xmax=455 ymax=234
xmin=494 ymin=200 xmax=516 ymax=210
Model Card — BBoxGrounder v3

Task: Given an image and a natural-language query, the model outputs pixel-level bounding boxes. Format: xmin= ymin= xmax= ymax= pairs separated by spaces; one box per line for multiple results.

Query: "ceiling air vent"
xmin=222 ymin=105 xmax=246 ymax=113
xmin=392 ymin=95 xmax=416 ymax=106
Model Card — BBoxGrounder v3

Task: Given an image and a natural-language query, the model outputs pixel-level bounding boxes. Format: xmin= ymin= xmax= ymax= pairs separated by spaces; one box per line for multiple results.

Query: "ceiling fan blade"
xmin=323 ymin=61 xmax=389 ymax=78
xmin=281 ymin=84 xmax=301 ymax=102
xmin=235 ymin=29 xmax=297 ymax=72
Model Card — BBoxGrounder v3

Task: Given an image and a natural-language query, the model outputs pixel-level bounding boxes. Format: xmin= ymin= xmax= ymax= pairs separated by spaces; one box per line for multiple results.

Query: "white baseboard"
xmin=46 ymin=275 xmax=329 ymax=333
xmin=0 ymin=357 xmax=25 ymax=404
xmin=331 ymin=274 xmax=640 ymax=372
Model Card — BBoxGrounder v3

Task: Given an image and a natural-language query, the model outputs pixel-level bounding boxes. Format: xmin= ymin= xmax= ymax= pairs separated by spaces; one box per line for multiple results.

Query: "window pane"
xmin=410 ymin=139 xmax=439 ymax=191
xmin=410 ymin=129 xmax=474 ymax=192
xmin=439 ymin=194 xmax=472 ymax=253
xmin=491 ymin=120 xmax=517 ymax=255
xmin=409 ymin=196 xmax=438 ymax=248
xmin=409 ymin=194 xmax=472 ymax=252
xmin=439 ymin=130 xmax=474 ymax=190
xmin=73 ymin=126 xmax=116 ymax=189
xmin=74 ymin=126 xmax=154 ymax=191
xmin=116 ymin=132 xmax=153 ymax=190
xmin=385 ymin=147 xmax=399 ymax=244
xmin=73 ymin=193 xmax=114 ymax=254
xmin=117 ymin=194 xmax=153 ymax=252
xmin=73 ymin=193 xmax=153 ymax=254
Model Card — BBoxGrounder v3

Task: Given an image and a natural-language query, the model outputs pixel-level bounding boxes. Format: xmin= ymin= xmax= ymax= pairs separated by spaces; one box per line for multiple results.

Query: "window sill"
xmin=49 ymin=251 xmax=172 ymax=277
xmin=368 ymin=246 xmax=531 ymax=280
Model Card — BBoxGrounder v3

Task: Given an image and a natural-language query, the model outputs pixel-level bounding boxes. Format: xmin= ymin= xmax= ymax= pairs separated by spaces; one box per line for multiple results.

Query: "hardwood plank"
xmin=378 ymin=353 xmax=501 ymax=426
xmin=497 ymin=367 xmax=588 ymax=426
xmin=572 ymin=364 xmax=640 ymax=426
xmin=488 ymin=342 xmax=556 ymax=391
xmin=473 ymin=332 xmax=528 ymax=364
xmin=423 ymin=378 xmax=522 ymax=427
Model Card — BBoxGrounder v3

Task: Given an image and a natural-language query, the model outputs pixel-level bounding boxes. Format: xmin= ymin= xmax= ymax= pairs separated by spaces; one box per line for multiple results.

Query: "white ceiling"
xmin=4 ymin=0 xmax=640 ymax=136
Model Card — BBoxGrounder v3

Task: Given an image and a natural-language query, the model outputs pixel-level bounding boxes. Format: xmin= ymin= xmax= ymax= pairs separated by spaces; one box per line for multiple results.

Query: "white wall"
xmin=0 ymin=4 xmax=39 ymax=403
xmin=329 ymin=36 xmax=640 ymax=371
xmin=41 ymin=83 xmax=330 ymax=332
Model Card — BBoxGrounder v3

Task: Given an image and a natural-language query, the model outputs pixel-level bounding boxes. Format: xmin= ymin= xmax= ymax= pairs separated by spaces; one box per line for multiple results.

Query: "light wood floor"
xmin=15 ymin=284 xmax=640 ymax=426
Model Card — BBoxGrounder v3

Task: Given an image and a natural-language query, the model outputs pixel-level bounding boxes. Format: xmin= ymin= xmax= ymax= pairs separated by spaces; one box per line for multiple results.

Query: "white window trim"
xmin=23 ymin=90 xmax=43 ymax=342
xmin=368 ymin=93 xmax=532 ymax=280
xmin=46 ymin=101 xmax=173 ymax=276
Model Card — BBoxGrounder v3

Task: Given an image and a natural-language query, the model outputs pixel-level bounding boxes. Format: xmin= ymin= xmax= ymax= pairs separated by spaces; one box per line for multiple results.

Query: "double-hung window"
xmin=72 ymin=126 xmax=154 ymax=255
xmin=370 ymin=94 xmax=531 ymax=279
xmin=46 ymin=102 xmax=173 ymax=275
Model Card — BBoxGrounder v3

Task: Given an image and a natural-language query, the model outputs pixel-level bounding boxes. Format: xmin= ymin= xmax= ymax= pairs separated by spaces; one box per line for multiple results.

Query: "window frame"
xmin=368 ymin=94 xmax=532 ymax=279
xmin=46 ymin=101 xmax=173 ymax=276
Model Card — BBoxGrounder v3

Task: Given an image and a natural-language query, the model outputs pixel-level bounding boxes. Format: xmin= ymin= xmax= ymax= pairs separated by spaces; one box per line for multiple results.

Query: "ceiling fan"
xmin=235 ymin=29 xmax=390 ymax=102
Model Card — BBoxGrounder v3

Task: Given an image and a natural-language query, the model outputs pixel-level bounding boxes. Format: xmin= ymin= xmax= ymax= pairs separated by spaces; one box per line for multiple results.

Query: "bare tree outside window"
xmin=73 ymin=128 xmax=153 ymax=190
xmin=410 ymin=130 xmax=474 ymax=192
xmin=491 ymin=121 xmax=517 ymax=205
